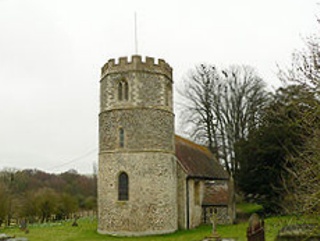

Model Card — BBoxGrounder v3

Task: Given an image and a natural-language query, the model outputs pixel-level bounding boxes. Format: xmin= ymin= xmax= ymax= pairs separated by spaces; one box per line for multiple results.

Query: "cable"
xmin=49 ymin=148 xmax=97 ymax=171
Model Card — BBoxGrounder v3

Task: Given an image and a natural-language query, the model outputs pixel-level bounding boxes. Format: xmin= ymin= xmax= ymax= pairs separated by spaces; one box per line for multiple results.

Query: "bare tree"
xmin=178 ymin=64 xmax=221 ymax=162
xmin=178 ymin=64 xmax=269 ymax=178
xmin=221 ymin=65 xmax=270 ymax=177
xmin=278 ymin=33 xmax=320 ymax=92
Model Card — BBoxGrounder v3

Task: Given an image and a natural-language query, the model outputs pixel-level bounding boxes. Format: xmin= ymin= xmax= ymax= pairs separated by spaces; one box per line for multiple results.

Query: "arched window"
xmin=118 ymin=79 xmax=129 ymax=101
xmin=118 ymin=82 xmax=123 ymax=101
xmin=118 ymin=172 xmax=129 ymax=201
xmin=124 ymin=81 xmax=129 ymax=100
xmin=119 ymin=128 xmax=124 ymax=148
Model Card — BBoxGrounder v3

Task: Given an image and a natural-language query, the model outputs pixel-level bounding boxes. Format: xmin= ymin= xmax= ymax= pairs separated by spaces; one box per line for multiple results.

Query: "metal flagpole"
xmin=134 ymin=12 xmax=138 ymax=54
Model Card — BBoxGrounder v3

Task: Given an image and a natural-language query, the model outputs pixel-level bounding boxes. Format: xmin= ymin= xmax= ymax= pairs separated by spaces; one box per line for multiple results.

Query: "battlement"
xmin=101 ymin=55 xmax=172 ymax=80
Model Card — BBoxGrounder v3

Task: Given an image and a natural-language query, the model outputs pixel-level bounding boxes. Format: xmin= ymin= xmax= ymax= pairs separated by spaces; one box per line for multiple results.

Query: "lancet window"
xmin=119 ymin=128 xmax=125 ymax=148
xmin=118 ymin=79 xmax=129 ymax=101
xmin=118 ymin=172 xmax=129 ymax=201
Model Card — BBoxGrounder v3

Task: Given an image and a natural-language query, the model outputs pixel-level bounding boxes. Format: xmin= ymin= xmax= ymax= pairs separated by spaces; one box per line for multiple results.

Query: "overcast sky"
xmin=0 ymin=0 xmax=318 ymax=174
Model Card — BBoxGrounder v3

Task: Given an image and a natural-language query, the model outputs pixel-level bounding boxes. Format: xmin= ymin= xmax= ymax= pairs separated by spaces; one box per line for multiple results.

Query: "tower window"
xmin=124 ymin=81 xmax=129 ymax=100
xmin=118 ymin=82 xmax=123 ymax=101
xmin=118 ymin=172 xmax=129 ymax=201
xmin=119 ymin=128 xmax=124 ymax=148
xmin=165 ymin=83 xmax=171 ymax=106
xmin=118 ymin=79 xmax=129 ymax=101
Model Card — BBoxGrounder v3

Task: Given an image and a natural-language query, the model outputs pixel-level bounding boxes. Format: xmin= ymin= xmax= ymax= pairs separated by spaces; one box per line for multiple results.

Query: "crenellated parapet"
xmin=101 ymin=55 xmax=172 ymax=80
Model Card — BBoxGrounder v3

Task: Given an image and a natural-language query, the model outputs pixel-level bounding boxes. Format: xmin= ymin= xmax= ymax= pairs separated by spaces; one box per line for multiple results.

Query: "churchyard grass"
xmin=1 ymin=215 xmax=318 ymax=241
xmin=236 ymin=202 xmax=263 ymax=214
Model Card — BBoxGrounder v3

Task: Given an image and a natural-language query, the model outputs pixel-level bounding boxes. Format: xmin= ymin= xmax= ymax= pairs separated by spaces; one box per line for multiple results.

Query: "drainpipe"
xmin=186 ymin=176 xmax=190 ymax=229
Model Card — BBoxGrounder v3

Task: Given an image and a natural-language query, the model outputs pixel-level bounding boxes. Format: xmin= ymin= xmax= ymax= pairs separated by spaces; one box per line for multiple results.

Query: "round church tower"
xmin=98 ymin=55 xmax=178 ymax=236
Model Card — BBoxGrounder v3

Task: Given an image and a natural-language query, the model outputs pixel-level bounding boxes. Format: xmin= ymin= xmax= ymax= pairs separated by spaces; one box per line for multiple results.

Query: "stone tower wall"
xmin=98 ymin=152 xmax=177 ymax=235
xmin=100 ymin=57 xmax=173 ymax=113
xmin=98 ymin=56 xmax=177 ymax=236
xmin=99 ymin=109 xmax=174 ymax=152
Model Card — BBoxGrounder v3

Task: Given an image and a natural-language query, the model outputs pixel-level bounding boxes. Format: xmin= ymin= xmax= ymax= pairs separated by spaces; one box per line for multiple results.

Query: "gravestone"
xmin=19 ymin=219 xmax=28 ymax=234
xmin=6 ymin=238 xmax=28 ymax=241
xmin=203 ymin=209 xmax=222 ymax=241
xmin=247 ymin=213 xmax=264 ymax=241
xmin=72 ymin=215 xmax=79 ymax=227
xmin=276 ymin=224 xmax=320 ymax=241
xmin=0 ymin=233 xmax=28 ymax=241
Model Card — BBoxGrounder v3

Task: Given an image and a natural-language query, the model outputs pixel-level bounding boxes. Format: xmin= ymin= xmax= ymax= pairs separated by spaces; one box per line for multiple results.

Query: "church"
xmin=97 ymin=55 xmax=234 ymax=236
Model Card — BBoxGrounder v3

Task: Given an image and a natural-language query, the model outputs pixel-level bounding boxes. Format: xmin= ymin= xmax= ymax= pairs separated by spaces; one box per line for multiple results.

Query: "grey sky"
xmin=0 ymin=0 xmax=318 ymax=173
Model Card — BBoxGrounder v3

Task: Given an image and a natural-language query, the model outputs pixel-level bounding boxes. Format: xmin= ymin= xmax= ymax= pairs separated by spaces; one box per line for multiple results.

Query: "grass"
xmin=1 ymin=205 xmax=319 ymax=241
xmin=236 ymin=202 xmax=263 ymax=215
xmin=1 ymin=220 xmax=213 ymax=241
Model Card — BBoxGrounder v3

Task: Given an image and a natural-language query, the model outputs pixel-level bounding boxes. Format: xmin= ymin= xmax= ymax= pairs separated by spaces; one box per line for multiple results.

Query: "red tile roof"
xmin=175 ymin=135 xmax=229 ymax=180
xmin=203 ymin=182 xmax=229 ymax=206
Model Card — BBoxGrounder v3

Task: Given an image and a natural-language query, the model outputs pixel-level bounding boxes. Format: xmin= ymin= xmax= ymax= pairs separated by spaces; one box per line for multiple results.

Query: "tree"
xmin=0 ymin=182 xmax=9 ymax=227
xmin=0 ymin=168 xmax=97 ymax=223
xmin=237 ymin=85 xmax=319 ymax=213
xmin=34 ymin=188 xmax=58 ymax=222
xmin=0 ymin=168 xmax=19 ymax=226
xmin=279 ymin=34 xmax=320 ymax=92
xmin=276 ymin=29 xmax=320 ymax=215
xmin=56 ymin=193 xmax=78 ymax=220
xmin=179 ymin=64 xmax=269 ymax=179
xmin=19 ymin=191 xmax=38 ymax=223
xmin=178 ymin=64 xmax=220 ymax=158
xmin=283 ymin=127 xmax=320 ymax=214
xmin=237 ymin=16 xmax=320 ymax=215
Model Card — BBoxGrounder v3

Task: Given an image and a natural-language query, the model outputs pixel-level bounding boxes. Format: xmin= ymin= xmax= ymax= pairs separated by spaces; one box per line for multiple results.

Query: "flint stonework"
xmin=98 ymin=56 xmax=177 ymax=236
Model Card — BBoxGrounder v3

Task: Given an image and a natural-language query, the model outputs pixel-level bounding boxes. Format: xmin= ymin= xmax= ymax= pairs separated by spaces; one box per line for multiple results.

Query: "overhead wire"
xmin=49 ymin=147 xmax=97 ymax=171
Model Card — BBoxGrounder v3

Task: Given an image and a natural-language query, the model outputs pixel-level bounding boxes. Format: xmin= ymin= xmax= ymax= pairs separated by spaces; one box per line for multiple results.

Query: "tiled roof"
xmin=202 ymin=182 xmax=229 ymax=206
xmin=175 ymin=135 xmax=229 ymax=180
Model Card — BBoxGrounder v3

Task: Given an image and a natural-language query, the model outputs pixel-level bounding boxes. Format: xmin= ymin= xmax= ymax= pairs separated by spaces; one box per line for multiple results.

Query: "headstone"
xmin=204 ymin=209 xmax=221 ymax=241
xmin=0 ymin=233 xmax=28 ymax=241
xmin=7 ymin=238 xmax=28 ymax=241
xmin=247 ymin=213 xmax=264 ymax=241
xmin=72 ymin=215 xmax=79 ymax=227
xmin=248 ymin=213 xmax=261 ymax=231
xmin=276 ymin=224 xmax=320 ymax=241
xmin=19 ymin=219 xmax=29 ymax=234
